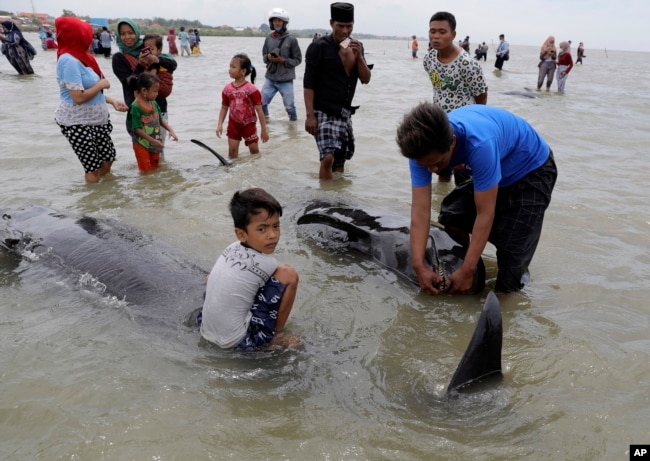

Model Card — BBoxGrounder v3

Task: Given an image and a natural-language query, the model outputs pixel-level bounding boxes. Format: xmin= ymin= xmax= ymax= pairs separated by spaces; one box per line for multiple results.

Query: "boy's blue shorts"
xmin=234 ymin=277 xmax=286 ymax=351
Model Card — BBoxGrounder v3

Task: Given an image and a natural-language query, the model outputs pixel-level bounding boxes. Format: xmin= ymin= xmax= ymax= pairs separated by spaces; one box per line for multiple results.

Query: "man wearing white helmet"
xmin=261 ymin=7 xmax=302 ymax=122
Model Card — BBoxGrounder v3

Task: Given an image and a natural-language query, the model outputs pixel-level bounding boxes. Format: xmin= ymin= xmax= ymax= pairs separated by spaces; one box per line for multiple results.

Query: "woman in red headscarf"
xmin=167 ymin=28 xmax=178 ymax=56
xmin=54 ymin=16 xmax=129 ymax=182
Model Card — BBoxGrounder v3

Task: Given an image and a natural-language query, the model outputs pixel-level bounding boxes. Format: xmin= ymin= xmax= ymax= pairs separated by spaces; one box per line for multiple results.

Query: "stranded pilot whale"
xmin=297 ymin=202 xmax=486 ymax=295
xmin=0 ymin=205 xmax=207 ymax=327
xmin=1 ymin=205 xmax=502 ymax=393
xmin=298 ymin=203 xmax=501 ymax=392
xmin=501 ymin=87 xmax=539 ymax=99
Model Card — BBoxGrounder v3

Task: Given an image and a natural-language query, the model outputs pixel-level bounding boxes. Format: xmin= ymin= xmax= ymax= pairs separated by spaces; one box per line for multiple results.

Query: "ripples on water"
xmin=1 ymin=35 xmax=648 ymax=460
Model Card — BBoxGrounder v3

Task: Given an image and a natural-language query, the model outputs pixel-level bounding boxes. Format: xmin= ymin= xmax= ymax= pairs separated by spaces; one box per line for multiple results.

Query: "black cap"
xmin=331 ymin=2 xmax=354 ymax=22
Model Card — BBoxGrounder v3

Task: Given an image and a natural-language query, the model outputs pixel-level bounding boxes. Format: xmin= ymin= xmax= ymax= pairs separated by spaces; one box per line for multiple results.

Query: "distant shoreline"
xmin=11 ymin=18 xmax=411 ymax=41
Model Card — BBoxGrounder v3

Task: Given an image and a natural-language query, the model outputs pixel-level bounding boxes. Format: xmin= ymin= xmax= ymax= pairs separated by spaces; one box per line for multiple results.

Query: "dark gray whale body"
xmin=501 ymin=87 xmax=539 ymax=98
xmin=297 ymin=202 xmax=486 ymax=295
xmin=2 ymin=205 xmax=502 ymax=393
xmin=1 ymin=205 xmax=207 ymax=326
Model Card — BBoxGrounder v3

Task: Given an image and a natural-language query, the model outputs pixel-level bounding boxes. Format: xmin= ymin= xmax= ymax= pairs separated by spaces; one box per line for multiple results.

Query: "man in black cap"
xmin=303 ymin=2 xmax=372 ymax=180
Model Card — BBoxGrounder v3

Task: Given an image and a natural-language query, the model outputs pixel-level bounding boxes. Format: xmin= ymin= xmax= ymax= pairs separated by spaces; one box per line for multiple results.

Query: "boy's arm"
xmin=255 ymin=105 xmax=269 ymax=142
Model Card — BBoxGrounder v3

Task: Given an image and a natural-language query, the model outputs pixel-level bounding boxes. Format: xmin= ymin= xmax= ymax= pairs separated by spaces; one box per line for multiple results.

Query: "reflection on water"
xmin=1 ymin=34 xmax=649 ymax=460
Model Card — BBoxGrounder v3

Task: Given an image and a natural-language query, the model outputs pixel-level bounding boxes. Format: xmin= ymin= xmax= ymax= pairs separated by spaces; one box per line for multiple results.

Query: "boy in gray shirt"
xmin=200 ymin=188 xmax=299 ymax=350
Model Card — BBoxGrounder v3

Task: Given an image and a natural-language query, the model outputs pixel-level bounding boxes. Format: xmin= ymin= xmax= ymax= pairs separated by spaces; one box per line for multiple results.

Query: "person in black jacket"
xmin=303 ymin=2 xmax=371 ymax=180
xmin=261 ymin=7 xmax=302 ymax=121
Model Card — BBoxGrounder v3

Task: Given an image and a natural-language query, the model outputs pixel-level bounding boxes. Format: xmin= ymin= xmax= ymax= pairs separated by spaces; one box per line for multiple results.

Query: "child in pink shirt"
xmin=216 ymin=53 xmax=269 ymax=158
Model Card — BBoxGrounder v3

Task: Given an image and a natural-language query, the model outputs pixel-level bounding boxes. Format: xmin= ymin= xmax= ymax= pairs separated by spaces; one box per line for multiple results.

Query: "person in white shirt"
xmin=200 ymin=188 xmax=299 ymax=350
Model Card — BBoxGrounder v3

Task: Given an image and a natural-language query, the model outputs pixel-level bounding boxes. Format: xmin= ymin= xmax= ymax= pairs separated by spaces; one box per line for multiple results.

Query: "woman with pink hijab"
xmin=167 ymin=28 xmax=178 ymax=56
xmin=556 ymin=41 xmax=574 ymax=94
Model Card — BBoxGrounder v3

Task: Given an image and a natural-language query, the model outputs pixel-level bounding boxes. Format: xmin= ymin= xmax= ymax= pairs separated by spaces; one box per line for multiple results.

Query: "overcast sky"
xmin=2 ymin=0 xmax=647 ymax=52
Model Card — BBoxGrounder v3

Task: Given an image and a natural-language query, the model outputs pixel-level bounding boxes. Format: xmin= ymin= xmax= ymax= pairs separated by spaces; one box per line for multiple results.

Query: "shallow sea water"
xmin=1 ymin=35 xmax=649 ymax=460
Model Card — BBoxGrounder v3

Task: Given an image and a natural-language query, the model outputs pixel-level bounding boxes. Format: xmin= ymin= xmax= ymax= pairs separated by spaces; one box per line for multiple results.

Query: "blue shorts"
xmin=234 ymin=276 xmax=287 ymax=351
xmin=315 ymin=109 xmax=355 ymax=168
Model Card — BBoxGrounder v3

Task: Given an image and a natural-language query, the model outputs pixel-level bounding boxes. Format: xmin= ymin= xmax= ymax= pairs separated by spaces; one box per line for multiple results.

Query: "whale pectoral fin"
xmin=190 ymin=139 xmax=231 ymax=167
xmin=447 ymin=291 xmax=503 ymax=393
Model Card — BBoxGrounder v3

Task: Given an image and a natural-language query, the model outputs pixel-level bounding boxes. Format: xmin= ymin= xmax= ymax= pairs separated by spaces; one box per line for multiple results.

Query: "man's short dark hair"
xmin=395 ymin=102 xmax=454 ymax=160
xmin=429 ymin=11 xmax=456 ymax=31
xmin=229 ymin=188 xmax=283 ymax=230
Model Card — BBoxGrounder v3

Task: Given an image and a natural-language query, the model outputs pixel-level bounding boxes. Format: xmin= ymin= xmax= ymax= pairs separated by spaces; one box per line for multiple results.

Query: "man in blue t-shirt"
xmin=396 ymin=102 xmax=557 ymax=294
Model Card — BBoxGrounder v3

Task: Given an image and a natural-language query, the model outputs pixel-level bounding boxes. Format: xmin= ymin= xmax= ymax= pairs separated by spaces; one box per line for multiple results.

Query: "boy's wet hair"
xmin=230 ymin=188 xmax=283 ymax=230
xmin=429 ymin=11 xmax=456 ymax=31
xmin=395 ymin=102 xmax=454 ymax=159
xmin=127 ymin=72 xmax=160 ymax=92
xmin=143 ymin=33 xmax=163 ymax=50
xmin=232 ymin=53 xmax=257 ymax=84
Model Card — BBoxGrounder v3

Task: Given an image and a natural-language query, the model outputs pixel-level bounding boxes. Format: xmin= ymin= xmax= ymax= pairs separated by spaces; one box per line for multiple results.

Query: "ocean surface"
xmin=1 ymin=35 xmax=649 ymax=460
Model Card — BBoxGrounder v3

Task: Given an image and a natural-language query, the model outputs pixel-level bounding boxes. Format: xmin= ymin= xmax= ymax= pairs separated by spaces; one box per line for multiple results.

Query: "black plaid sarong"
xmin=314 ymin=109 xmax=355 ymax=168
xmin=438 ymin=150 xmax=558 ymax=292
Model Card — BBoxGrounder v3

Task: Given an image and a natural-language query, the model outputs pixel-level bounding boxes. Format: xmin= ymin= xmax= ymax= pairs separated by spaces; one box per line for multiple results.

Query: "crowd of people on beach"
xmin=2 ymin=3 xmax=571 ymax=352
